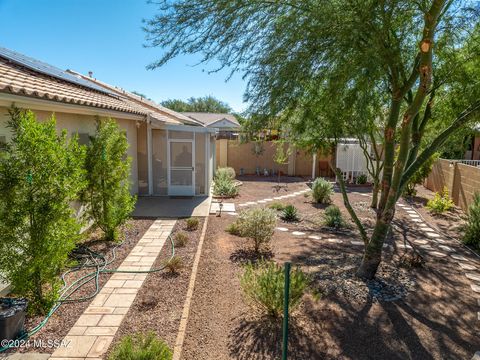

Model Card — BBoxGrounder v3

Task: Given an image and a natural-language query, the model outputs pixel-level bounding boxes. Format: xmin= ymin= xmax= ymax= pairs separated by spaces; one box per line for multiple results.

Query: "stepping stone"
xmin=451 ymin=254 xmax=468 ymax=261
xmin=470 ymin=284 xmax=480 ymax=293
xmin=411 ymin=219 xmax=423 ymax=222
xmin=399 ymin=244 xmax=413 ymax=249
xmin=403 ymin=207 xmax=413 ymax=210
xmin=308 ymin=235 xmax=321 ymax=240
xmin=257 ymin=200 xmax=267 ymax=204
xmin=435 ymin=238 xmax=448 ymax=244
xmin=419 ymin=226 xmax=434 ymax=232
xmin=465 ymin=273 xmax=480 ymax=282
xmin=245 ymin=201 xmax=257 ymax=205
xmin=419 ymin=244 xmax=433 ymax=250
xmin=414 ymin=239 xmax=429 ymax=245
xmin=328 ymin=238 xmax=343 ymax=243
xmin=227 ymin=212 xmax=238 ymax=216
xmin=459 ymin=263 xmax=476 ymax=271
xmin=273 ymin=197 xmax=283 ymax=200
xmin=425 ymin=232 xmax=440 ymax=238
xmin=264 ymin=198 xmax=273 ymax=202
xmin=429 ymin=251 xmax=447 ymax=258
xmin=350 ymin=241 xmax=364 ymax=246
xmin=239 ymin=204 xmax=248 ymax=207
xmin=397 ymin=204 xmax=406 ymax=207
xmin=472 ymin=351 xmax=480 ymax=360
xmin=438 ymin=245 xmax=454 ymax=252
xmin=276 ymin=227 xmax=289 ymax=232
xmin=406 ymin=210 xmax=417 ymax=214
xmin=409 ymin=214 xmax=420 ymax=218
xmin=292 ymin=231 xmax=306 ymax=236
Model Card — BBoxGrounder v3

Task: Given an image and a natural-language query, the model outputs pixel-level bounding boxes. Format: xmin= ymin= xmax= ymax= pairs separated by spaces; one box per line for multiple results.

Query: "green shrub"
xmin=0 ymin=108 xmax=85 ymax=314
xmin=174 ymin=232 xmax=188 ymax=247
xmin=213 ymin=176 xmax=239 ymax=197
xmin=281 ymin=205 xmax=299 ymax=222
xmin=240 ymin=261 xmax=308 ymax=318
xmin=109 ymin=331 xmax=172 ymax=360
xmin=226 ymin=221 xmax=242 ymax=236
xmin=237 ymin=208 xmax=277 ymax=253
xmin=356 ymin=173 xmax=368 ymax=185
xmin=426 ymin=187 xmax=454 ymax=214
xmin=83 ymin=119 xmax=136 ymax=241
xmin=268 ymin=201 xmax=286 ymax=211
xmin=404 ymin=153 xmax=439 ymax=196
xmin=216 ymin=167 xmax=236 ymax=180
xmin=164 ymin=256 xmax=184 ymax=274
xmin=463 ymin=192 xmax=480 ymax=247
xmin=312 ymin=177 xmax=333 ymax=204
xmin=186 ymin=217 xmax=199 ymax=231
xmin=323 ymin=205 xmax=345 ymax=228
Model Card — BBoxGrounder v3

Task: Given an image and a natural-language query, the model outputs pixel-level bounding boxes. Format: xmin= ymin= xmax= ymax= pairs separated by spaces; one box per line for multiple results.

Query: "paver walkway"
xmin=49 ymin=219 xmax=175 ymax=360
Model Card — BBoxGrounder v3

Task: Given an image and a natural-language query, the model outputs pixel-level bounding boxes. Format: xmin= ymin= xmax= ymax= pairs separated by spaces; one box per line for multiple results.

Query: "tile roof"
xmin=182 ymin=112 xmax=240 ymax=127
xmin=0 ymin=57 xmax=150 ymax=116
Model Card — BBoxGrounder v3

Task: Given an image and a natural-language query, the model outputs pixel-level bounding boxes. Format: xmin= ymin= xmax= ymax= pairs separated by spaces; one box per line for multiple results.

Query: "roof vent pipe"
xmin=88 ymin=71 xmax=93 ymax=78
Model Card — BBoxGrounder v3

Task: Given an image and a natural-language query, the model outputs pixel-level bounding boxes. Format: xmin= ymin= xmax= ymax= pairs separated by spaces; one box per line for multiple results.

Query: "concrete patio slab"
xmin=133 ymin=196 xmax=211 ymax=218
xmin=209 ymin=202 xmax=236 ymax=214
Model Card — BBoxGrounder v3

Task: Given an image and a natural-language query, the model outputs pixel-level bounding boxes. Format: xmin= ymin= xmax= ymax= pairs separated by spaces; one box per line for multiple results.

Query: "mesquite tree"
xmin=145 ymin=1 xmax=480 ymax=278
xmin=0 ymin=108 xmax=85 ymax=314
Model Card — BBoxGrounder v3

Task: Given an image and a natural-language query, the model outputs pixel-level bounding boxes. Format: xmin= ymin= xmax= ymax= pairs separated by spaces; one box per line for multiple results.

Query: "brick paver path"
xmin=50 ymin=219 xmax=175 ymax=360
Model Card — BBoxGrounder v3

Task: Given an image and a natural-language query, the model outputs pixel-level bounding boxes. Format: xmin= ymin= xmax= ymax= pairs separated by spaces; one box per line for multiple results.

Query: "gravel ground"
xmin=180 ymin=177 xmax=480 ymax=360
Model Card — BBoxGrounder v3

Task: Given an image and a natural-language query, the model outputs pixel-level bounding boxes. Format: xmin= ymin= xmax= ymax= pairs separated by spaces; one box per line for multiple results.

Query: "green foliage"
xmin=174 ymin=232 xmax=188 ymax=247
xmin=312 ymin=177 xmax=333 ymax=204
xmin=83 ymin=119 xmax=136 ymax=241
xmin=161 ymin=95 xmax=232 ymax=113
xmin=226 ymin=221 xmax=242 ymax=236
xmin=240 ymin=260 xmax=308 ymax=318
xmin=281 ymin=205 xmax=299 ymax=222
xmin=268 ymin=201 xmax=286 ymax=211
xmin=356 ymin=174 xmax=368 ymax=185
xmin=404 ymin=153 xmax=439 ymax=197
xmin=463 ymin=192 xmax=480 ymax=247
xmin=216 ymin=167 xmax=236 ymax=180
xmin=213 ymin=173 xmax=238 ymax=198
xmin=164 ymin=256 xmax=184 ymax=274
xmin=108 ymin=331 xmax=172 ymax=360
xmin=185 ymin=217 xmax=199 ymax=231
xmin=237 ymin=208 xmax=277 ymax=253
xmin=323 ymin=205 xmax=345 ymax=229
xmin=426 ymin=187 xmax=455 ymax=214
xmin=0 ymin=108 xmax=85 ymax=314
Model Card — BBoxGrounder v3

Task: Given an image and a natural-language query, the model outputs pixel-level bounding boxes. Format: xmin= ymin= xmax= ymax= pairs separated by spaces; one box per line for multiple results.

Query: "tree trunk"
xmin=371 ymin=179 xmax=379 ymax=209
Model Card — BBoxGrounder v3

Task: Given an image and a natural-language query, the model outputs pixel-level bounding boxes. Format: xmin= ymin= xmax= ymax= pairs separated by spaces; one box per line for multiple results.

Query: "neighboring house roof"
xmin=182 ymin=112 xmax=240 ymax=128
xmin=67 ymin=70 xmax=203 ymax=126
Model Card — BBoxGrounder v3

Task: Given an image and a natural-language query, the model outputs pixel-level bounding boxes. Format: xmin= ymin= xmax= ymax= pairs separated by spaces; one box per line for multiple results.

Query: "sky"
xmin=0 ymin=0 xmax=247 ymax=112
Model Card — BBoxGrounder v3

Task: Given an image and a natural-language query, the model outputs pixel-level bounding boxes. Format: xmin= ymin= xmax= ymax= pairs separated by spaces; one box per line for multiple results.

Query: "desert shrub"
xmin=323 ymin=205 xmax=345 ymax=228
xmin=164 ymin=256 xmax=183 ymax=274
xmin=109 ymin=331 xmax=172 ymax=360
xmin=312 ymin=177 xmax=333 ymax=204
xmin=216 ymin=167 xmax=236 ymax=180
xmin=268 ymin=202 xmax=286 ymax=211
xmin=0 ymin=108 xmax=85 ymax=314
xmin=237 ymin=208 xmax=277 ymax=253
xmin=226 ymin=221 xmax=242 ymax=236
xmin=404 ymin=153 xmax=439 ymax=197
xmin=213 ymin=176 xmax=238 ymax=197
xmin=186 ymin=217 xmax=199 ymax=231
xmin=83 ymin=119 xmax=136 ymax=241
xmin=281 ymin=205 xmax=299 ymax=222
xmin=240 ymin=261 xmax=308 ymax=318
xmin=463 ymin=192 xmax=480 ymax=247
xmin=356 ymin=173 xmax=368 ymax=185
xmin=426 ymin=187 xmax=454 ymax=214
xmin=174 ymin=232 xmax=188 ymax=247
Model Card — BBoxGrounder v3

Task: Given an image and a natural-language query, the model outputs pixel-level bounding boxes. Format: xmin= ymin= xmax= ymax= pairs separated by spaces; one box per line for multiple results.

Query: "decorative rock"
xmin=425 ymin=232 xmax=440 ymax=238
xmin=276 ymin=227 xmax=289 ymax=232
xmin=420 ymin=226 xmax=434 ymax=232
xmin=459 ymin=263 xmax=476 ymax=271
xmin=452 ymin=254 xmax=468 ymax=261
xmin=308 ymin=235 xmax=321 ymax=240
xmin=414 ymin=239 xmax=429 ymax=245
xmin=473 ymin=351 xmax=480 ymax=360
xmin=399 ymin=244 xmax=412 ymax=249
xmin=438 ymin=245 xmax=454 ymax=252
xmin=471 ymin=284 xmax=480 ymax=293
xmin=465 ymin=273 xmax=480 ymax=282
xmin=328 ymin=238 xmax=343 ymax=243
xmin=419 ymin=244 xmax=433 ymax=250
xmin=428 ymin=251 xmax=447 ymax=258
xmin=292 ymin=231 xmax=306 ymax=236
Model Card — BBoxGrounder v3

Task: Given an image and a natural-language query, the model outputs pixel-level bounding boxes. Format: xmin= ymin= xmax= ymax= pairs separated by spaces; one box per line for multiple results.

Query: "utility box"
xmin=0 ymin=298 xmax=27 ymax=341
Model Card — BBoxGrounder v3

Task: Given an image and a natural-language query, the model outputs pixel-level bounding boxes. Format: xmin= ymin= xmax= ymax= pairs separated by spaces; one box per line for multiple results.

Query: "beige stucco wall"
xmin=0 ymin=106 xmax=139 ymax=194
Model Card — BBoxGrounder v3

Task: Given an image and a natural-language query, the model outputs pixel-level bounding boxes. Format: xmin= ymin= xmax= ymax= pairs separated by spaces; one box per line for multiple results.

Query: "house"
xmin=0 ymin=46 xmax=216 ymax=197
xmin=183 ymin=112 xmax=240 ymax=139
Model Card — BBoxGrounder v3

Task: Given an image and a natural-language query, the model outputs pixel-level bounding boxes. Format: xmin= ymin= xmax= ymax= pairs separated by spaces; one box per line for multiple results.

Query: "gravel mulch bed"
xmin=15 ymin=218 xmax=153 ymax=354
xmin=181 ymin=179 xmax=480 ymax=359
xmin=105 ymin=218 xmax=205 ymax=358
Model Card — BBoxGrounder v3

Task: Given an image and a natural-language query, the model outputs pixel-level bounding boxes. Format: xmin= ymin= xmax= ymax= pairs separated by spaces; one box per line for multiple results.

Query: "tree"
xmin=131 ymin=90 xmax=152 ymax=100
xmin=161 ymin=95 xmax=232 ymax=113
xmin=83 ymin=119 xmax=136 ymax=241
xmin=145 ymin=1 xmax=480 ymax=278
xmin=0 ymin=108 xmax=85 ymax=314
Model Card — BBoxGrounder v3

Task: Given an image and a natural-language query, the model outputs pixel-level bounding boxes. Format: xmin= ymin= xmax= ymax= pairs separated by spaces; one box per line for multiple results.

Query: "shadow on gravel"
xmin=229 ymin=248 xmax=274 ymax=264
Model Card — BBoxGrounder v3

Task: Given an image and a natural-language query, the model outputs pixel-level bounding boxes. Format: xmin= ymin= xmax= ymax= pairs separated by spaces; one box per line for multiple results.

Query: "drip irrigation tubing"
xmin=0 ymin=232 xmax=175 ymax=353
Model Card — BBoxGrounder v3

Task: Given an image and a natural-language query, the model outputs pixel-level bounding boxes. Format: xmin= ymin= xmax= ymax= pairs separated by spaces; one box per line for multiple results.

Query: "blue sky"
xmin=0 ymin=0 xmax=247 ymax=112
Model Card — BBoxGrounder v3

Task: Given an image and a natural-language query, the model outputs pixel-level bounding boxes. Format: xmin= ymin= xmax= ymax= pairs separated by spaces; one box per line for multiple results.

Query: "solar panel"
xmin=0 ymin=46 xmax=117 ymax=96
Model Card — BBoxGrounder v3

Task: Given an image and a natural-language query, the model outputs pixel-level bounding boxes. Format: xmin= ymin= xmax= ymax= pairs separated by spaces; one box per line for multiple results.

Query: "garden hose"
xmin=0 ymin=232 xmax=175 ymax=353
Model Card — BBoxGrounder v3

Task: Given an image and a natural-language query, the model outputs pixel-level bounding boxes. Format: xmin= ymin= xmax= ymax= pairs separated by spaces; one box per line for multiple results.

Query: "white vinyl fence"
xmin=335 ymin=139 xmax=370 ymax=182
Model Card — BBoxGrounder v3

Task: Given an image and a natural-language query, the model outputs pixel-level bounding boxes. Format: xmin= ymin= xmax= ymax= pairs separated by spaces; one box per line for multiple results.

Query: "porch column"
xmin=312 ymin=152 xmax=317 ymax=179
xmin=147 ymin=118 xmax=153 ymax=195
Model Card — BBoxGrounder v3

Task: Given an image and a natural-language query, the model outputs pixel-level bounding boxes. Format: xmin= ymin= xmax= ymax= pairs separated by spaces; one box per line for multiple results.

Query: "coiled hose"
xmin=0 ymin=233 xmax=175 ymax=353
